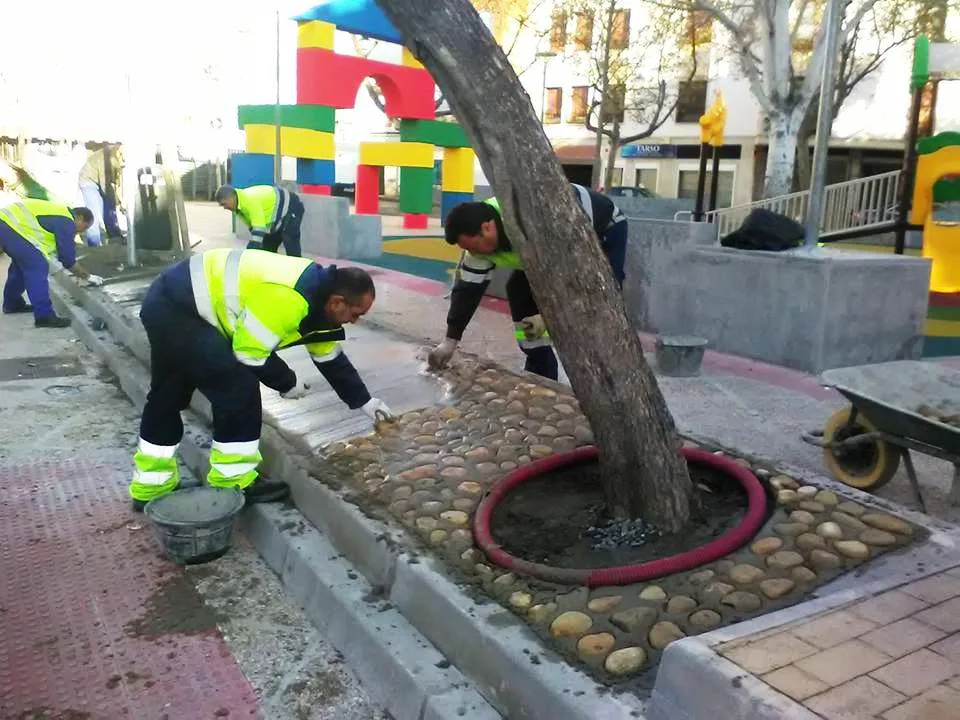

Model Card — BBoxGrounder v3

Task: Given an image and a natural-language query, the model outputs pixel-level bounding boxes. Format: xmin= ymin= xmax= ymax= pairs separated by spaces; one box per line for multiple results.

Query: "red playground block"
xmin=403 ymin=213 xmax=429 ymax=230
xmin=355 ymin=165 xmax=381 ymax=215
xmin=297 ymin=48 xmax=436 ymax=119
xmin=301 ymin=184 xmax=332 ymax=196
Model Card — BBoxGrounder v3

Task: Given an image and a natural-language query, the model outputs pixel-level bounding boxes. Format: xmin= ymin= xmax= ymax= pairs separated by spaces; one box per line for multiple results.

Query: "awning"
xmin=551 ymin=140 xmax=596 ymax=163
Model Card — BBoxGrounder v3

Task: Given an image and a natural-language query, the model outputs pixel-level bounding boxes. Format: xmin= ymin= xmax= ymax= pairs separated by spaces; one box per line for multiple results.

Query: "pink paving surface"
xmin=0 ymin=457 xmax=260 ymax=720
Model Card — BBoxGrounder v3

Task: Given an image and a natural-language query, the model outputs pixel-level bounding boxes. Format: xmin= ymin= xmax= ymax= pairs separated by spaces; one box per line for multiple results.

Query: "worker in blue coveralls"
xmin=0 ymin=198 xmax=103 ymax=328
xmin=215 ymin=184 xmax=304 ymax=257
xmin=428 ymin=184 xmax=627 ymax=380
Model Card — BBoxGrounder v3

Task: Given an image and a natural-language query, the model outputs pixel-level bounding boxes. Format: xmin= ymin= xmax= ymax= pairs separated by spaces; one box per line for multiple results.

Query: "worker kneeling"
xmin=429 ymin=184 xmax=627 ymax=380
xmin=130 ymin=249 xmax=393 ymax=510
xmin=216 ymin=184 xmax=304 ymax=257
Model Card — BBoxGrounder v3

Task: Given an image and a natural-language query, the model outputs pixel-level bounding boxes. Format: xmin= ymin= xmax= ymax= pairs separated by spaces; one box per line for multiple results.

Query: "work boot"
xmin=2 ymin=304 xmax=32 ymax=314
xmin=132 ymin=499 xmax=147 ymax=513
xmin=35 ymin=315 xmax=71 ymax=329
xmin=243 ymin=477 xmax=290 ymax=504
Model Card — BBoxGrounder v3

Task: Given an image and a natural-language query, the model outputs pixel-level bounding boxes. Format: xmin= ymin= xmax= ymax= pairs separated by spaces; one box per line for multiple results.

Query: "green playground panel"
xmin=237 ymin=104 xmax=336 ymax=133
xmin=399 ymin=119 xmax=471 ymax=148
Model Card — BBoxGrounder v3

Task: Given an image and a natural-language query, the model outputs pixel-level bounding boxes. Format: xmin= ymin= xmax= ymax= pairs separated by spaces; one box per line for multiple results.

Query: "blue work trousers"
xmin=0 ymin=222 xmax=55 ymax=319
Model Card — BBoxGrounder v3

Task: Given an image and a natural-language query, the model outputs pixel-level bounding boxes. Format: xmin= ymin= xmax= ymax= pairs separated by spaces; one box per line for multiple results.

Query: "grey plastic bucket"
xmin=144 ymin=486 xmax=245 ymax=565
xmin=656 ymin=335 xmax=709 ymax=377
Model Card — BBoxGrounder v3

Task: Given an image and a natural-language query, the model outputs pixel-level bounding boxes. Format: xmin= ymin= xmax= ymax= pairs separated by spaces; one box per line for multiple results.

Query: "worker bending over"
xmin=130 ymin=248 xmax=393 ymax=510
xmin=216 ymin=184 xmax=304 ymax=257
xmin=0 ymin=199 xmax=101 ymax=328
xmin=429 ymin=184 xmax=627 ymax=380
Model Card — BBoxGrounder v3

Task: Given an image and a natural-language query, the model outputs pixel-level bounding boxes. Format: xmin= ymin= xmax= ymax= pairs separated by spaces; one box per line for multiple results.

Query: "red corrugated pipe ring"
xmin=472 ymin=445 xmax=769 ymax=587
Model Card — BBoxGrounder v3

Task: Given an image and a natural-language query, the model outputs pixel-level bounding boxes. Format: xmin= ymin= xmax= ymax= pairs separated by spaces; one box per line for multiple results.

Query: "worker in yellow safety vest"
xmin=0 ymin=198 xmax=101 ymax=328
xmin=130 ymin=248 xmax=394 ymax=510
xmin=216 ymin=184 xmax=304 ymax=257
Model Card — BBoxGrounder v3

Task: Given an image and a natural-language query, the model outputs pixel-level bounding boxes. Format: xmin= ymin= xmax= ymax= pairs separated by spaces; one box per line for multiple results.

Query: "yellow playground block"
xmin=297 ymin=20 xmax=335 ymax=50
xmin=359 ymin=142 xmax=434 ymax=168
xmin=912 ymin=144 xmax=960 ymax=293
xmin=441 ymin=147 xmax=475 ymax=193
xmin=401 ymin=47 xmax=424 ymax=69
xmin=245 ymin=124 xmax=335 ymax=161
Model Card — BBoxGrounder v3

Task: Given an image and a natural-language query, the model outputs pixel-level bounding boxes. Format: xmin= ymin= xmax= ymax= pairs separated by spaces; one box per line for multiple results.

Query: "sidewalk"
xmin=187 ymin=202 xmax=960 ymax=525
xmin=0 ymin=257 xmax=384 ymax=720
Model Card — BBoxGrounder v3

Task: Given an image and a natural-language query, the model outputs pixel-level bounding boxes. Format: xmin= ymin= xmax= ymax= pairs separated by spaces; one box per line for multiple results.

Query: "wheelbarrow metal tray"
xmin=819 ymin=361 xmax=960 ymax=453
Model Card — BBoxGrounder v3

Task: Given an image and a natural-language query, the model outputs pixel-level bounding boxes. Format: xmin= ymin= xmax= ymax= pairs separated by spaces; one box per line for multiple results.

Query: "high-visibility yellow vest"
xmin=235 ymin=185 xmax=289 ymax=237
xmin=189 ymin=248 xmax=344 ymax=367
xmin=0 ymin=199 xmax=72 ymax=258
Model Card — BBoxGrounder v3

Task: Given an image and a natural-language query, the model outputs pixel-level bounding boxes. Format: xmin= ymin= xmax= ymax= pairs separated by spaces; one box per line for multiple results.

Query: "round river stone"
xmin=551 ymin=611 xmax=593 ymax=638
xmin=798 ymin=500 xmax=825 ymax=513
xmin=688 ymin=570 xmax=715 ymax=585
xmin=639 ymin=585 xmax=668 ymax=601
xmin=699 ymin=582 xmax=735 ymax=604
xmin=809 ymin=549 xmax=842 ymax=569
xmin=815 ymin=490 xmax=839 ymax=506
xmin=775 ymin=523 xmax=808 ymax=537
xmin=528 ymin=602 xmax=557 ymax=623
xmin=792 ymin=566 xmax=817 ymax=583
xmin=457 ymin=482 xmax=482 ymax=495
xmin=605 ymin=647 xmax=646 ymax=675
xmin=667 ymin=596 xmax=698 ymax=614
xmin=729 ymin=564 xmax=765 ymax=585
xmin=790 ymin=510 xmax=817 ymax=525
xmin=832 ymin=512 xmax=868 ymax=533
xmin=862 ymin=513 xmax=912 ymax=536
xmin=797 ymin=486 xmax=819 ymax=498
xmin=587 ymin=596 xmax=624 ymax=613
xmin=689 ymin=610 xmax=722 ymax=630
xmin=767 ymin=551 xmax=804 ymax=570
xmin=760 ymin=578 xmax=795 ymax=599
xmin=751 ymin=537 xmax=783 ymax=556
xmin=577 ymin=632 xmax=616 ymax=658
xmin=777 ymin=489 xmax=798 ymax=504
xmin=440 ymin=510 xmax=469 ymax=526
xmin=834 ymin=540 xmax=871 ymax=560
xmin=817 ymin=522 xmax=844 ymax=540
xmin=611 ymin=606 xmax=658 ymax=634
xmin=796 ymin=533 xmax=827 ymax=551
xmin=860 ymin=529 xmax=898 ymax=547
xmin=721 ymin=591 xmax=762 ymax=612
xmin=649 ymin=621 xmax=685 ymax=650
xmin=836 ymin=501 xmax=865 ymax=517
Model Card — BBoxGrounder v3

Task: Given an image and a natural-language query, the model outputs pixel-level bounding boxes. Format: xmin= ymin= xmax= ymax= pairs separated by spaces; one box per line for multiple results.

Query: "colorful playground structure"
xmin=231 ymin=0 xmax=477 ymax=230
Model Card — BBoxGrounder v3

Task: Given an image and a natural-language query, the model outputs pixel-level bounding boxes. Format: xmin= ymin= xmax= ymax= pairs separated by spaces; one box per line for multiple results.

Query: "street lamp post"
xmin=537 ymin=51 xmax=557 ymax=122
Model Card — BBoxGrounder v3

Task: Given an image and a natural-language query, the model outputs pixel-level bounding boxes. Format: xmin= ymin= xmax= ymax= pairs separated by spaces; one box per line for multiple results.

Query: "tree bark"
xmin=377 ymin=0 xmax=693 ymax=531
xmin=763 ymin=110 xmax=801 ymax=197
xmin=794 ymin=108 xmax=816 ymax=192
xmin=603 ymin=117 xmax=621 ymax=190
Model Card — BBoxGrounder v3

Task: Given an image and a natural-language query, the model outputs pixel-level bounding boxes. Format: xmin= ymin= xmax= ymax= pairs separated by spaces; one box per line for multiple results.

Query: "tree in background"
xmin=550 ymin=0 xmax=696 ymax=189
xmin=377 ymin=0 xmax=695 ymax=531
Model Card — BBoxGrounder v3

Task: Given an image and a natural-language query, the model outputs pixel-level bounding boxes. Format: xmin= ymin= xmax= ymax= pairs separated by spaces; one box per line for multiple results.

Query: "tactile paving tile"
xmin=0 ymin=457 xmax=261 ymax=719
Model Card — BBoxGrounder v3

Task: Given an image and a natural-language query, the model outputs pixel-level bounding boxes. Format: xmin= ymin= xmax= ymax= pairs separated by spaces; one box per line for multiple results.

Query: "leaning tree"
xmin=376 ymin=0 xmax=694 ymax=531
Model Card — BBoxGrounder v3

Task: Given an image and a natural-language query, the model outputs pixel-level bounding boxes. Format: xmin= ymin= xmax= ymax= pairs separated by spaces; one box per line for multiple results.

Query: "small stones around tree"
xmin=689 ymin=610 xmax=722 ymax=630
xmin=688 ymin=570 xmax=715 ymax=585
xmin=440 ymin=466 xmax=468 ymax=479
xmin=450 ymin=528 xmax=472 ymax=546
xmin=860 ymin=529 xmax=898 ymax=546
xmin=421 ymin=501 xmax=444 ymax=516
xmin=790 ymin=510 xmax=817 ymax=525
xmin=416 ymin=516 xmax=439 ymax=533
xmin=577 ymin=633 xmax=616 ymax=658
xmin=441 ymin=510 xmax=469 ymax=526
xmin=777 ymin=489 xmax=798 ymax=504
xmin=392 ymin=486 xmax=413 ymax=501
xmin=767 ymin=551 xmax=804 ymax=570
xmin=457 ymin=481 xmax=483 ymax=495
xmin=465 ymin=447 xmax=493 ymax=462
xmin=837 ymin=501 xmax=865 ymax=517
xmin=771 ymin=474 xmax=799 ymax=489
xmin=809 ymin=549 xmax=842 ymax=570
xmin=798 ymin=501 xmax=825 ymax=513
xmin=475 ymin=462 xmax=499 ymax=475
xmin=551 ymin=611 xmax=593 ymax=638
xmin=587 ymin=595 xmax=624 ymax=613
xmin=729 ymin=564 xmax=765 ymax=585
xmin=760 ymin=578 xmax=796 ymax=599
xmin=494 ymin=572 xmax=516 ymax=586
xmin=453 ymin=498 xmax=477 ymax=512
xmin=460 ymin=548 xmax=480 ymax=563
xmin=530 ymin=445 xmax=554 ymax=458
xmin=834 ymin=540 xmax=871 ymax=560
xmin=500 ymin=462 xmax=518 ymax=471
xmin=721 ymin=591 xmax=762 ymax=612
xmin=796 ymin=533 xmax=827 ymax=551
xmin=667 ymin=596 xmax=698 ymax=614
xmin=751 ymin=537 xmax=783 ymax=556
xmin=639 ymin=585 xmax=668 ymax=601
xmin=699 ymin=582 xmax=735 ymax=604
xmin=430 ymin=529 xmax=448 ymax=545
xmin=555 ymin=403 xmax=576 ymax=415
xmin=797 ymin=485 xmax=819 ymax=498
xmin=611 ymin=606 xmax=658 ymax=634
xmin=831 ymin=512 xmax=868 ymax=533
xmin=605 ymin=647 xmax=647 ymax=675
xmin=774 ymin=523 xmax=808 ymax=537
xmin=861 ymin=513 xmax=913 ymax=536
xmin=815 ymin=490 xmax=839 ymax=506
xmin=401 ymin=464 xmax=437 ymax=481
xmin=817 ymin=522 xmax=844 ymax=540
xmin=528 ymin=602 xmax=557 ymax=623
xmin=649 ymin=621 xmax=685 ymax=650
xmin=475 ymin=563 xmax=494 ymax=577
xmin=792 ymin=566 xmax=817 ymax=584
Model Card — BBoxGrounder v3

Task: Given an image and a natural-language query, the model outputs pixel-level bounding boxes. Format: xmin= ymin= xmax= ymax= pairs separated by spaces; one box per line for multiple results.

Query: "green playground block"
xmin=399 ymin=166 xmax=435 ymax=214
xmin=399 ymin=119 xmax=471 ymax=149
xmin=238 ymin=104 xmax=335 ymax=133
xmin=917 ymin=131 xmax=960 ymax=155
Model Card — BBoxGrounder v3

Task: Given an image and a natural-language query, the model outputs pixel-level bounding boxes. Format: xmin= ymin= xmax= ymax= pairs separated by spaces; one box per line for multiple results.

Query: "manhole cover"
xmin=0 ymin=355 xmax=85 ymax=382
xmin=44 ymin=385 xmax=82 ymax=396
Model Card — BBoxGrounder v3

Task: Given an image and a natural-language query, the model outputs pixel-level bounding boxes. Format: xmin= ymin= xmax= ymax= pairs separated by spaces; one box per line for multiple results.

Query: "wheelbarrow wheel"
xmin=822 ymin=407 xmax=900 ymax=491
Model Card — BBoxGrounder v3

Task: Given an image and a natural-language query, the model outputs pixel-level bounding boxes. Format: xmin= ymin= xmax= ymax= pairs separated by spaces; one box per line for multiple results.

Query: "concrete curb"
xmin=50 ymin=279 xmax=500 ymax=720
xmin=51 ymin=274 xmax=648 ymax=720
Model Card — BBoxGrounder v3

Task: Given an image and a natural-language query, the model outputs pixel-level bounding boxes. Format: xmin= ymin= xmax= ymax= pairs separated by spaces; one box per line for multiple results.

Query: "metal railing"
xmin=693 ymin=170 xmax=903 ymax=239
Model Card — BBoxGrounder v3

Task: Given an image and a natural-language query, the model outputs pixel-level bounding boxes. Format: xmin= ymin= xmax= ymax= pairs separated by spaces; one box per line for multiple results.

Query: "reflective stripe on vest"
xmin=572 ymin=184 xmax=595 ymax=224
xmin=0 ymin=202 xmax=55 ymax=257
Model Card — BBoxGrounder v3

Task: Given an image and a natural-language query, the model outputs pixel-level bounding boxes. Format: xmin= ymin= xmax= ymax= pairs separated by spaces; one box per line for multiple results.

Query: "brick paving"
xmin=719 ymin=566 xmax=960 ymax=718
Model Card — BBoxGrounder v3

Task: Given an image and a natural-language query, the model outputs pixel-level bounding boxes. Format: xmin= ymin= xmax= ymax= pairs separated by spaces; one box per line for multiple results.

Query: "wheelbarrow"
xmin=801 ymin=360 xmax=960 ymax=514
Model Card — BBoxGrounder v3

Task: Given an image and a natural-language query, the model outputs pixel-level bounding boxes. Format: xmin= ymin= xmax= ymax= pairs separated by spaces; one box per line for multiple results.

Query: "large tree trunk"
xmin=377 ymin=0 xmax=693 ymax=531
xmin=603 ymin=119 xmax=621 ymax=190
xmin=794 ymin=110 xmax=816 ymax=192
xmin=763 ymin=110 xmax=801 ymax=198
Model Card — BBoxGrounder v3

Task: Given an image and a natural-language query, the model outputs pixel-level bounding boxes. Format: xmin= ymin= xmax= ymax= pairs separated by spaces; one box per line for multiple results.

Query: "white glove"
xmin=427 ymin=338 xmax=459 ymax=369
xmin=362 ymin=398 xmax=394 ymax=422
xmin=281 ymin=379 xmax=311 ymax=399
xmin=86 ymin=274 xmax=105 ymax=287
xmin=519 ymin=314 xmax=546 ymax=340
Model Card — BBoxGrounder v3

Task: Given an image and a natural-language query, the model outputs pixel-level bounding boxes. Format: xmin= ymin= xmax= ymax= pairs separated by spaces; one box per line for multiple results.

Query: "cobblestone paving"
xmin=313 ymin=358 xmax=924 ymax=686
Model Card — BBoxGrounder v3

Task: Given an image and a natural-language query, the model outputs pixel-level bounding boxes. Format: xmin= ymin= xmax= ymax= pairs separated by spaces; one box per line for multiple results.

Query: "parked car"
xmin=606 ymin=185 xmax=657 ymax=198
